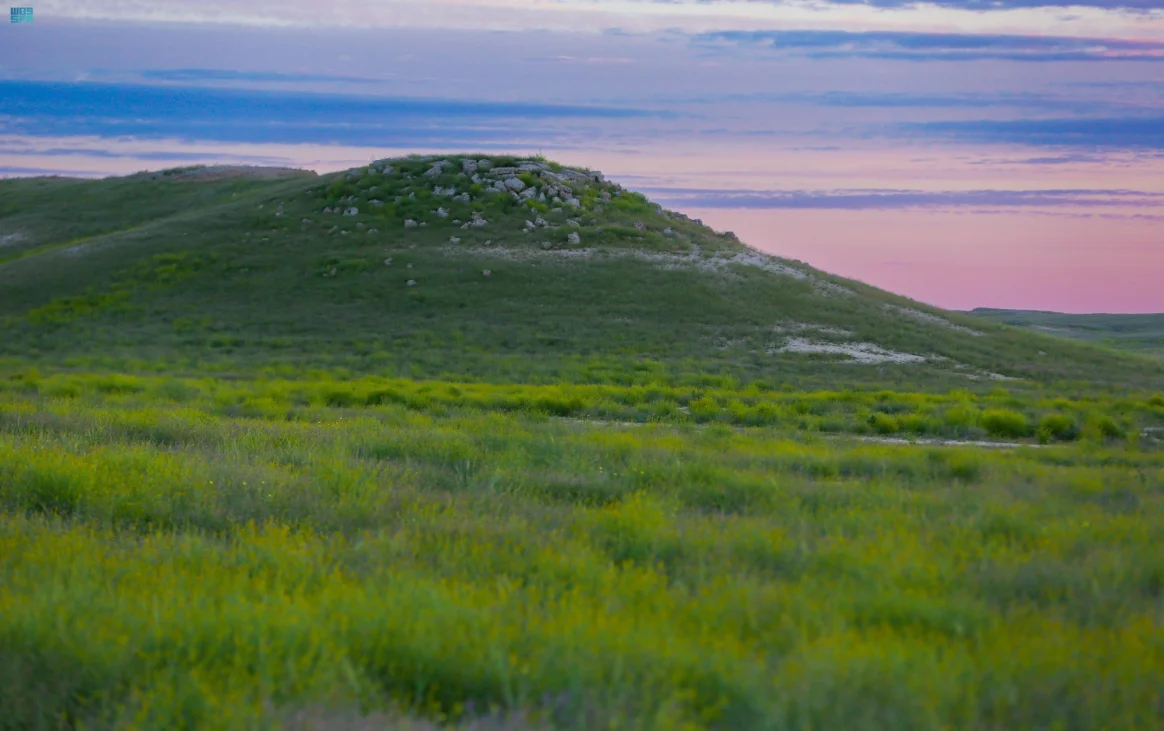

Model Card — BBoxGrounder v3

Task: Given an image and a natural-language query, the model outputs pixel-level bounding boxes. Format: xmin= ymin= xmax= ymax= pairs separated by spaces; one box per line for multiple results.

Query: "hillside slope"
xmin=2 ymin=156 xmax=1160 ymax=391
xmin=970 ymin=309 xmax=1164 ymax=359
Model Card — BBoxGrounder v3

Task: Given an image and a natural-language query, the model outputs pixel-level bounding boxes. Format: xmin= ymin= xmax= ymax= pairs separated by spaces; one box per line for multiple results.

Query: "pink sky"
xmin=2 ymin=12 xmax=1162 ymax=312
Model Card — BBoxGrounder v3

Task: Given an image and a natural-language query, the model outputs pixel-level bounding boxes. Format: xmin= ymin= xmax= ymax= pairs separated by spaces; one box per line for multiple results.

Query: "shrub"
xmin=868 ymin=413 xmax=901 ymax=435
xmin=1037 ymin=413 xmax=1078 ymax=444
xmin=979 ymin=409 xmax=1031 ymax=439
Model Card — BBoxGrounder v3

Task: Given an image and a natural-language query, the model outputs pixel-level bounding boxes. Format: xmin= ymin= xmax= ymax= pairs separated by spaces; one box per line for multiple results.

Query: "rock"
xmin=483 ymin=240 xmax=493 ymax=246
xmin=566 ymin=219 xmax=580 ymax=228
xmin=452 ymin=219 xmax=461 ymax=225
xmin=519 ymin=188 xmax=537 ymax=200
xmin=453 ymin=192 xmax=471 ymax=203
xmin=633 ymin=221 xmax=646 ymax=231
xmin=407 ymin=263 xmax=413 ymax=269
xmin=368 ymin=228 xmax=378 ymax=234
xmin=564 ymin=197 xmax=580 ymax=208
xmin=663 ymin=227 xmax=673 ymax=235
xmin=404 ymin=220 xmax=418 ymax=228
xmin=322 ymin=207 xmax=333 ymax=214
xmin=552 ymin=208 xmax=563 ymax=214
xmin=482 ymin=269 xmax=492 ymax=277
xmin=343 ymin=207 xmax=359 ymax=216
xmin=504 ymin=177 xmax=527 ymax=192
xmin=541 ymin=241 xmax=554 ymax=250
xmin=328 ymin=226 xmax=339 ymax=234
xmin=436 ymin=208 xmax=449 ymax=219
xmin=601 ymin=191 xmax=612 ymax=201
xmin=450 ymin=236 xmax=461 ymax=244
xmin=328 ymin=267 xmax=338 ymax=277
xmin=462 ymin=159 xmax=478 ymax=175
xmin=356 ymin=222 xmax=366 ymax=230
xmin=423 ymin=161 xmax=451 ymax=178
xmin=477 ymin=159 xmax=493 ymax=170
xmin=420 ymin=222 xmax=427 ymax=227
xmin=524 ymin=220 xmax=536 ymax=231
xmin=369 ymin=200 xmax=384 ymax=207
xmin=302 ymin=218 xmax=313 ymax=225
xmin=407 ymin=279 xmax=417 ymax=287
xmin=384 ymin=258 xmax=393 ymax=265
xmin=535 ymin=217 xmax=548 ymax=228
xmin=538 ymin=191 xmax=547 ymax=203
xmin=568 ymin=232 xmax=581 ymax=246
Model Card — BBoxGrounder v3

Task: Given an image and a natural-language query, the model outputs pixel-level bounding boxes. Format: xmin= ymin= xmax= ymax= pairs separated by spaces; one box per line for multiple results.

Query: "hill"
xmin=969 ymin=308 xmax=1164 ymax=358
xmin=1 ymin=155 xmax=1160 ymax=392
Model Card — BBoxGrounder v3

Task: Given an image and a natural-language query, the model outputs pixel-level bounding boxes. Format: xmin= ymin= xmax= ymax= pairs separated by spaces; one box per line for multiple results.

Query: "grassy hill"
xmin=2 ymin=156 xmax=1160 ymax=391
xmin=969 ymin=308 xmax=1164 ymax=358
xmin=2 ymin=157 xmax=1163 ymax=730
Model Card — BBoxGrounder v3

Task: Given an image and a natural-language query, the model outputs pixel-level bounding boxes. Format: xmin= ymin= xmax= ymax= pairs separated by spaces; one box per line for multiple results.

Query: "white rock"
xmin=453 ymin=192 xmax=471 ymax=203
xmin=540 ymin=241 xmax=554 ymax=250
xmin=343 ymin=207 xmax=359 ymax=216
xmin=450 ymin=236 xmax=461 ymax=244
xmin=504 ymin=177 xmax=527 ymax=192
xmin=404 ymin=220 xmax=418 ymax=228
xmin=384 ymin=258 xmax=393 ymax=265
xmin=524 ymin=220 xmax=536 ymax=230
xmin=566 ymin=219 xmax=580 ymax=228
xmin=436 ymin=208 xmax=449 ymax=219
xmin=519 ymin=188 xmax=537 ymax=200
xmin=564 ymin=197 xmax=580 ymax=208
xmin=535 ymin=217 xmax=548 ymax=228
xmin=407 ymin=279 xmax=417 ymax=286
xmin=568 ymin=232 xmax=581 ymax=246
xmin=462 ymin=160 xmax=478 ymax=175
xmin=482 ymin=269 xmax=492 ymax=277
xmin=477 ymin=159 xmax=493 ymax=170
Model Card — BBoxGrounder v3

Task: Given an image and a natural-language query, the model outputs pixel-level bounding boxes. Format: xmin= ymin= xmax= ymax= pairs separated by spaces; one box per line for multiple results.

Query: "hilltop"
xmin=1 ymin=155 xmax=1160 ymax=392
xmin=969 ymin=308 xmax=1164 ymax=359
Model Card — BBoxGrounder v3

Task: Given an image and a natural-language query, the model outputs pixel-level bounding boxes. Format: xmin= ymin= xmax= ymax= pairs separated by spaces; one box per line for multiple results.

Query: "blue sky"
xmin=1 ymin=1 xmax=1162 ymax=310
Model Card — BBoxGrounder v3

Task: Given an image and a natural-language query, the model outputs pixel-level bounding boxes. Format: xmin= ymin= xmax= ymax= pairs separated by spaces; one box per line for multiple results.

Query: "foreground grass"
xmin=2 ymin=381 xmax=1162 ymax=730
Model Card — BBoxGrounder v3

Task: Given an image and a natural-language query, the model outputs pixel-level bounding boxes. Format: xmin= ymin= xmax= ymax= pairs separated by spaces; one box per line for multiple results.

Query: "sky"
xmin=1 ymin=1 xmax=1163 ymax=312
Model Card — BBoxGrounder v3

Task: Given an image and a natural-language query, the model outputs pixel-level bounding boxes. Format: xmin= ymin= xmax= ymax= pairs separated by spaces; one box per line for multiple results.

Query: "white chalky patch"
xmin=777 ymin=337 xmax=928 ymax=364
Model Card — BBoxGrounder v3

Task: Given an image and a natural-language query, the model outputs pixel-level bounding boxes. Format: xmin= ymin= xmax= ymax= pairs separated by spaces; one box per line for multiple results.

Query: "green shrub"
xmin=979 ymin=409 xmax=1032 ymax=439
xmin=1037 ymin=413 xmax=1079 ymax=444
xmin=868 ymin=413 xmax=901 ymax=435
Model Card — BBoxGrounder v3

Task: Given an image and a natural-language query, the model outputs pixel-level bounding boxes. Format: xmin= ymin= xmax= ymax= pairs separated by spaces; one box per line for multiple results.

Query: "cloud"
xmin=693 ymin=0 xmax=1164 ymax=10
xmin=695 ymin=29 xmax=1164 ymax=62
xmin=901 ymin=117 xmax=1164 ymax=147
xmin=0 ymin=80 xmax=667 ymax=147
xmin=643 ymin=186 xmax=1164 ymax=209
xmin=138 ymin=69 xmax=384 ymax=84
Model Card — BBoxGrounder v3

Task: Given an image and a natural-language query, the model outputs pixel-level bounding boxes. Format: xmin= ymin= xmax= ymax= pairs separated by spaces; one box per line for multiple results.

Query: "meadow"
xmin=2 ymin=372 xmax=1163 ymax=730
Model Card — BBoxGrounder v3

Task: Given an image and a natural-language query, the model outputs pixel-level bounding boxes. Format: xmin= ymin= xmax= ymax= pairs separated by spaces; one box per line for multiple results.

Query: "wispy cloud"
xmin=695 ymin=30 xmax=1164 ymax=62
xmin=644 ymin=186 xmax=1164 ymax=209
xmin=138 ymin=69 xmax=384 ymax=84
xmin=0 ymin=80 xmax=667 ymax=147
xmin=902 ymin=117 xmax=1164 ymax=148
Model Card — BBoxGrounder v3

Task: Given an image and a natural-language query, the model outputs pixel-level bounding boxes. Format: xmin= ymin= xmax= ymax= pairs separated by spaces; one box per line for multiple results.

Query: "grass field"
xmin=969 ymin=309 xmax=1164 ymax=358
xmin=2 ymin=157 xmax=1163 ymax=730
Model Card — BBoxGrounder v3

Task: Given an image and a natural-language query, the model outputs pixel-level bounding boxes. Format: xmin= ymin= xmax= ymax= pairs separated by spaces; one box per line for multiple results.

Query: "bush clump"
xmin=1037 ymin=413 xmax=1079 ymax=444
xmin=979 ymin=409 xmax=1032 ymax=439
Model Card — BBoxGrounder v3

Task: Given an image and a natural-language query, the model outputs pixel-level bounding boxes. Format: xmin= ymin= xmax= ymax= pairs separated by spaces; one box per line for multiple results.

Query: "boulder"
xmin=540 ymin=241 xmax=554 ymax=250
xmin=407 ymin=279 xmax=417 ymax=287
xmin=568 ymin=232 xmax=581 ymax=246
xmin=633 ymin=221 xmax=646 ymax=231
xmin=450 ymin=236 xmax=461 ymax=244
xmin=370 ymin=200 xmax=384 ymax=207
xmin=564 ymin=197 xmax=580 ymax=208
xmin=504 ymin=177 xmax=527 ymax=192
xmin=343 ymin=207 xmax=359 ymax=216
xmin=462 ymin=160 xmax=478 ymax=175
xmin=477 ymin=159 xmax=493 ymax=170
xmin=435 ymin=208 xmax=449 ymax=219
xmin=519 ymin=188 xmax=537 ymax=200
xmin=404 ymin=220 xmax=418 ymax=228
xmin=453 ymin=192 xmax=471 ymax=203
xmin=482 ymin=269 xmax=492 ymax=277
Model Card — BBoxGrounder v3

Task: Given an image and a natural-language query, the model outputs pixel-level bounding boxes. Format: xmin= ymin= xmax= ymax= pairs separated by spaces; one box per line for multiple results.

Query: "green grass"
xmin=969 ymin=309 xmax=1164 ymax=358
xmin=1 ymin=156 xmax=1163 ymax=729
